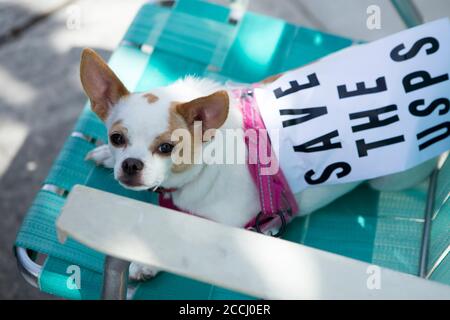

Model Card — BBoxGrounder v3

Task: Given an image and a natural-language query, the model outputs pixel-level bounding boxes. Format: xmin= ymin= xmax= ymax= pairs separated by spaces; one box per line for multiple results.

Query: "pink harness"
xmin=158 ymin=88 xmax=299 ymax=236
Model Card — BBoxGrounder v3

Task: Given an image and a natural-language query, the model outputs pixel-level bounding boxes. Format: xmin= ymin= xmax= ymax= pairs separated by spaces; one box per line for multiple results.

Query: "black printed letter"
xmin=356 ymin=136 xmax=405 ymax=157
xmin=294 ymin=130 xmax=342 ymax=153
xmin=349 ymin=105 xmax=399 ymax=133
xmin=304 ymin=162 xmax=351 ymax=185
xmin=417 ymin=122 xmax=450 ymax=151
xmin=409 ymin=98 xmax=449 ymax=117
xmin=280 ymin=106 xmax=328 ymax=128
xmin=403 ymin=71 xmax=449 ymax=93
xmin=273 ymin=73 xmax=320 ymax=99
xmin=337 ymin=77 xmax=387 ymax=99
xmin=390 ymin=37 xmax=439 ymax=62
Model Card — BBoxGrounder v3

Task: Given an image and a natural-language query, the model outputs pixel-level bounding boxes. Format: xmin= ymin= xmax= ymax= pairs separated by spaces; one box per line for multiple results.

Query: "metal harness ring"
xmin=254 ymin=209 xmax=287 ymax=238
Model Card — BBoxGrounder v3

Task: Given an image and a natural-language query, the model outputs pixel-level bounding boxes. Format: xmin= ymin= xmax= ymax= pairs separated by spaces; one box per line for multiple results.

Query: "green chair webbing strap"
xmin=39 ymin=256 xmax=103 ymax=300
xmin=283 ymin=182 xmax=428 ymax=275
xmin=123 ymin=1 xmax=238 ymax=74
xmin=40 ymin=255 xmax=255 ymax=300
xmin=122 ymin=0 xmax=353 ymax=84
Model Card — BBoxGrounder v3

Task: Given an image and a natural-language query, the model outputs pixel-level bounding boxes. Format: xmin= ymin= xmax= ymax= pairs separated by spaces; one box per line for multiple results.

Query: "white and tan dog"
xmin=80 ymin=48 xmax=436 ymax=280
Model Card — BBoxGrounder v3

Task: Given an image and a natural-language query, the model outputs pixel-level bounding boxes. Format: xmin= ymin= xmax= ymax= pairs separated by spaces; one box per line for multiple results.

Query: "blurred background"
xmin=0 ymin=0 xmax=449 ymax=299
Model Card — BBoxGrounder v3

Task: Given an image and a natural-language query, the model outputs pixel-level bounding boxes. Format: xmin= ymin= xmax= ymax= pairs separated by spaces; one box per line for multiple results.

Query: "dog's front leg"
xmin=129 ymin=262 xmax=159 ymax=281
xmin=85 ymin=145 xmax=115 ymax=168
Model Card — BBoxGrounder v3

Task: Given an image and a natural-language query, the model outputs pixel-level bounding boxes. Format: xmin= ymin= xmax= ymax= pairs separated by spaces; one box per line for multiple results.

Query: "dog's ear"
xmin=80 ymin=48 xmax=129 ymax=121
xmin=176 ymin=91 xmax=229 ymax=131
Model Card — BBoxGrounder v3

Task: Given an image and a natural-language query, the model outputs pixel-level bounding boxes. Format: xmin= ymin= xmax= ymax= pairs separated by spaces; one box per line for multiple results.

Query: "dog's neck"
xmin=170 ymin=92 xmax=261 ymax=227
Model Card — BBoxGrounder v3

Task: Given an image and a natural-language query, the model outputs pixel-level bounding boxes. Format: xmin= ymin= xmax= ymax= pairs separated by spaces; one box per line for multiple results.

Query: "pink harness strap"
xmin=157 ymin=88 xmax=299 ymax=236
xmin=232 ymin=88 xmax=298 ymax=235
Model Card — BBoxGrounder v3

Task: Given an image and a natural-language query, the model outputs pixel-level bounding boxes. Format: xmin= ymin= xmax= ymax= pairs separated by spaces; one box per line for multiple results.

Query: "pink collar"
xmin=157 ymin=88 xmax=299 ymax=237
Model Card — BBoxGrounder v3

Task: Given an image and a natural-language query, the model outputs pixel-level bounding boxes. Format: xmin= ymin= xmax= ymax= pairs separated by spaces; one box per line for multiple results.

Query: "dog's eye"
xmin=110 ymin=133 xmax=126 ymax=147
xmin=158 ymin=143 xmax=174 ymax=154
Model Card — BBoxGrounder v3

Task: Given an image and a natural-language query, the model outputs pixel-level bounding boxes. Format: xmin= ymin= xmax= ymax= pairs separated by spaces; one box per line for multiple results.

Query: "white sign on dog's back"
xmin=255 ymin=18 xmax=450 ymax=193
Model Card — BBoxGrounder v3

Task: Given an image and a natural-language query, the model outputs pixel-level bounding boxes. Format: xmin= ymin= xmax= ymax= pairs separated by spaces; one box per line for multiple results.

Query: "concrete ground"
xmin=0 ymin=0 xmax=449 ymax=300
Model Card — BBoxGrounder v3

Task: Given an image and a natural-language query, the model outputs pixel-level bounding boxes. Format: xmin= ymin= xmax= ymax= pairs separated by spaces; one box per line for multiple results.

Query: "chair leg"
xmin=101 ymin=256 xmax=130 ymax=300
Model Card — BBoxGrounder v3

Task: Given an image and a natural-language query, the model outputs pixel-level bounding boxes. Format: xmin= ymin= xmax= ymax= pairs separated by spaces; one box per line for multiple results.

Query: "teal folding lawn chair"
xmin=15 ymin=0 xmax=450 ymax=299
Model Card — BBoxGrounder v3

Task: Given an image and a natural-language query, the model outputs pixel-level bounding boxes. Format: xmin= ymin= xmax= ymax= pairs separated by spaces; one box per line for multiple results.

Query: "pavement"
xmin=0 ymin=0 xmax=448 ymax=300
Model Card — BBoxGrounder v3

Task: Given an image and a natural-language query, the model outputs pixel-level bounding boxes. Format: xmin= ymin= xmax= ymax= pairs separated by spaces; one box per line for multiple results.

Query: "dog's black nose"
xmin=122 ymin=158 xmax=144 ymax=176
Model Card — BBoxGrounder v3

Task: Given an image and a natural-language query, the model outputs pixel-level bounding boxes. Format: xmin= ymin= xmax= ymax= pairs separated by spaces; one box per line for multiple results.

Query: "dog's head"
xmin=80 ymin=48 xmax=229 ymax=191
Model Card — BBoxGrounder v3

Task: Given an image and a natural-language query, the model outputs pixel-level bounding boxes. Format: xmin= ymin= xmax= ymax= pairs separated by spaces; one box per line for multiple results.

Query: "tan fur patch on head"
xmin=143 ymin=93 xmax=159 ymax=104
xmin=149 ymin=102 xmax=201 ymax=173
xmin=110 ymin=120 xmax=123 ymax=132
xmin=109 ymin=120 xmax=129 ymax=147
xmin=149 ymin=90 xmax=229 ymax=174
xmin=176 ymin=91 xmax=229 ymax=132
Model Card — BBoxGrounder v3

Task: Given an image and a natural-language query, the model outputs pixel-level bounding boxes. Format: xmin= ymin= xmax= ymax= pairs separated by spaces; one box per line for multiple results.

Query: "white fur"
xmin=87 ymin=76 xmax=436 ymax=280
xmin=128 ymin=262 xmax=159 ymax=281
xmin=85 ymin=144 xmax=114 ymax=168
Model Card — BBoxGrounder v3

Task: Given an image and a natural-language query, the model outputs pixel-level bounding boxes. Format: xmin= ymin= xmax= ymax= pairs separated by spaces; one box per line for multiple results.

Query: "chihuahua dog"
xmin=80 ymin=48 xmax=436 ymax=280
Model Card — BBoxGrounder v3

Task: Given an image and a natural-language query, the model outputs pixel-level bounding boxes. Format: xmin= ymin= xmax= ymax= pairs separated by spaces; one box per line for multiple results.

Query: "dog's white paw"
xmin=129 ymin=262 xmax=159 ymax=281
xmin=85 ymin=145 xmax=114 ymax=168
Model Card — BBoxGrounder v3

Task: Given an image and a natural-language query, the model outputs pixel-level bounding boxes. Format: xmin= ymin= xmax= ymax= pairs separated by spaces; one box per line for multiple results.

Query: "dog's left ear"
xmin=80 ymin=48 xmax=129 ymax=121
xmin=176 ymin=91 xmax=229 ymax=131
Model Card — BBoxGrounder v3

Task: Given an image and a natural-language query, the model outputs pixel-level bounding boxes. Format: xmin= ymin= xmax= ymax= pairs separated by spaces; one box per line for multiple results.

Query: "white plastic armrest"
xmin=56 ymin=185 xmax=450 ymax=300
